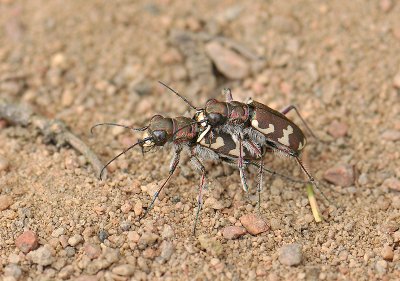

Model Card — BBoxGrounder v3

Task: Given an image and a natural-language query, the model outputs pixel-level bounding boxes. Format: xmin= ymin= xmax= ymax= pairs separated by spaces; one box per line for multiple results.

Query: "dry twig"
xmin=302 ymin=150 xmax=322 ymax=222
xmin=0 ymin=99 xmax=106 ymax=179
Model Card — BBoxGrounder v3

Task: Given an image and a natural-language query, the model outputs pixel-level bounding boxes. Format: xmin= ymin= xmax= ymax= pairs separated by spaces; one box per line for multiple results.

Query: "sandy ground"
xmin=1 ymin=0 xmax=400 ymax=280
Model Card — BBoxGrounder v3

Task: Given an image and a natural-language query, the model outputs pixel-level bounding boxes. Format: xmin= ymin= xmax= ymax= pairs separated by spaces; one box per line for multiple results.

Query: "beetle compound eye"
xmin=152 ymin=130 xmax=167 ymax=145
xmin=208 ymin=113 xmax=225 ymax=126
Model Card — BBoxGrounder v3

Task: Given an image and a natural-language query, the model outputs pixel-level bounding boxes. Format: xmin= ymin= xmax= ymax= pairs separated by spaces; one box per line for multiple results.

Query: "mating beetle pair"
xmin=92 ymin=82 xmax=321 ymax=234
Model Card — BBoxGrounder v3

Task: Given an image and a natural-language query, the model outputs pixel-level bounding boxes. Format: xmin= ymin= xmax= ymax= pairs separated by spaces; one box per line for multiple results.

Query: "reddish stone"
xmin=0 ymin=195 xmax=13 ymax=211
xmin=222 ymin=226 xmax=247 ymax=239
xmin=83 ymin=243 xmax=101 ymax=259
xmin=328 ymin=120 xmax=348 ymax=138
xmin=15 ymin=230 xmax=39 ymax=254
xmin=239 ymin=214 xmax=269 ymax=235
xmin=324 ymin=165 xmax=355 ymax=187
xmin=205 ymin=41 xmax=249 ymax=80
xmin=383 ymin=177 xmax=400 ymax=192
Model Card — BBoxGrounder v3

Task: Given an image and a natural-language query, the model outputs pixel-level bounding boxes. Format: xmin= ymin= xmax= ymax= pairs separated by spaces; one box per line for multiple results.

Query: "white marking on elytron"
xmin=298 ymin=138 xmax=307 ymax=150
xmin=228 ymin=142 xmax=243 ymax=157
xmin=199 ymin=136 xmax=245 ymax=157
xmin=251 ymin=119 xmax=275 ymax=135
xmin=246 ymin=98 xmax=253 ymax=104
xmin=196 ymin=125 xmax=211 ymax=142
xmin=200 ymin=136 xmax=225 ymax=150
xmin=278 ymin=125 xmax=293 ymax=146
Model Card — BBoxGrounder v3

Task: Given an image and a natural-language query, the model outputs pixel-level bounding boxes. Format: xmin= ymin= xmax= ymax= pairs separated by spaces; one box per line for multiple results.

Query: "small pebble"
xmin=15 ymin=230 xmax=39 ymax=253
xmin=98 ymin=230 xmax=108 ymax=242
xmin=84 ymin=243 xmax=101 ymax=259
xmin=65 ymin=246 xmax=76 ymax=257
xmin=198 ymin=235 xmax=223 ymax=256
xmin=27 ymin=245 xmax=54 ymax=266
xmin=8 ymin=253 xmax=20 ymax=264
xmin=120 ymin=220 xmax=132 ymax=231
xmin=51 ymin=227 xmax=65 ymax=238
xmin=383 ymin=177 xmax=400 ymax=191
xmin=382 ymin=222 xmax=399 ymax=233
xmin=0 ymin=155 xmax=10 ymax=172
xmin=59 ymin=235 xmax=69 ymax=248
xmin=127 ymin=231 xmax=140 ymax=243
xmin=103 ymin=247 xmax=120 ymax=264
xmin=68 ymin=234 xmax=83 ymax=247
xmin=4 ymin=264 xmax=22 ymax=279
xmin=279 ymin=243 xmax=303 ymax=266
xmin=380 ymin=0 xmax=393 ymax=13
xmin=221 ymin=226 xmax=247 ymax=239
xmin=159 ymin=241 xmax=174 ymax=263
xmin=139 ymin=232 xmax=159 ymax=247
xmin=205 ymin=41 xmax=250 ymax=80
xmin=381 ymin=245 xmax=394 ymax=261
xmin=112 ymin=264 xmax=135 ymax=276
xmin=161 ymin=225 xmax=174 ymax=239
xmin=205 ymin=197 xmax=225 ymax=210
xmin=381 ymin=130 xmax=400 ymax=141
xmin=51 ymin=52 xmax=69 ymax=70
xmin=239 ymin=214 xmax=269 ymax=235
xmin=121 ymin=202 xmax=132 ymax=213
xmin=327 ymin=120 xmax=348 ymax=138
xmin=143 ymin=248 xmax=157 ymax=259
xmin=134 ymin=201 xmax=143 ymax=217
xmin=0 ymin=195 xmax=13 ymax=211
xmin=58 ymin=265 xmax=74 ymax=279
xmin=394 ymin=72 xmax=400 ymax=88
xmin=375 ymin=260 xmax=387 ymax=274
xmin=324 ymin=165 xmax=355 ymax=187
xmin=392 ymin=196 xmax=400 ymax=209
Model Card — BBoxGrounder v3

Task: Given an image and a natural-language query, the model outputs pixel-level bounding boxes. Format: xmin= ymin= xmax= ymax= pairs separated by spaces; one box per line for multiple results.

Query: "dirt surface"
xmin=1 ymin=0 xmax=400 ymax=280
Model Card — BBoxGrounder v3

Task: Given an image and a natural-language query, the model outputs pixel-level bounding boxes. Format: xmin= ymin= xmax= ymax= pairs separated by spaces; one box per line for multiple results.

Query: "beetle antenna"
xmin=91 ymin=123 xmax=148 ymax=135
xmin=158 ymin=81 xmax=198 ymax=110
xmin=99 ymin=137 xmax=152 ymax=180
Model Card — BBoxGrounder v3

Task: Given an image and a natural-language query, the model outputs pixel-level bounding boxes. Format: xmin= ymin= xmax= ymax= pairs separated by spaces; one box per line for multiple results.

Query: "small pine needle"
xmin=306 ymin=183 xmax=323 ymax=222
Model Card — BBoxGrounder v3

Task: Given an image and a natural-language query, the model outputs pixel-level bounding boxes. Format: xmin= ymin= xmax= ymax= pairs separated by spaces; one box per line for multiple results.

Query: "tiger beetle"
xmin=158 ymin=81 xmax=330 ymax=204
xmin=91 ymin=114 xmax=306 ymax=234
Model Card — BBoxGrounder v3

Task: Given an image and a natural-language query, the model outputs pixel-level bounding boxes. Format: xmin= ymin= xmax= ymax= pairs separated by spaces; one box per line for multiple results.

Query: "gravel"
xmin=1 ymin=1 xmax=399 ymax=280
xmin=205 ymin=41 xmax=250 ymax=80
xmin=0 ymin=155 xmax=10 ymax=172
xmin=239 ymin=214 xmax=269 ymax=235
xmin=139 ymin=232 xmax=159 ymax=247
xmin=112 ymin=264 xmax=136 ymax=276
xmin=323 ymin=165 xmax=355 ymax=187
xmin=381 ymin=245 xmax=394 ymax=261
xmin=27 ymin=245 xmax=54 ymax=266
xmin=68 ymin=234 xmax=83 ymax=247
xmin=221 ymin=226 xmax=247 ymax=239
xmin=0 ymin=195 xmax=13 ymax=211
xmin=15 ymin=230 xmax=39 ymax=254
xmin=279 ymin=244 xmax=303 ymax=266
xmin=158 ymin=240 xmax=174 ymax=263
xmin=327 ymin=120 xmax=348 ymax=138
xmin=84 ymin=243 xmax=101 ymax=260
xmin=383 ymin=177 xmax=400 ymax=192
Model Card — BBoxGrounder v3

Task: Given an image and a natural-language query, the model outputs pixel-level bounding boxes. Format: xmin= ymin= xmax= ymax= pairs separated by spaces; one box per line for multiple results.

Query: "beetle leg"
xmin=280 ymin=105 xmax=319 ymax=140
xmin=190 ymin=153 xmax=206 ymax=235
xmin=140 ymin=146 xmax=182 ymax=220
xmin=257 ymin=159 xmax=263 ymax=212
xmin=238 ymin=138 xmax=249 ymax=193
